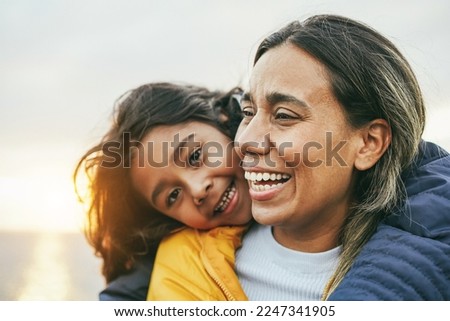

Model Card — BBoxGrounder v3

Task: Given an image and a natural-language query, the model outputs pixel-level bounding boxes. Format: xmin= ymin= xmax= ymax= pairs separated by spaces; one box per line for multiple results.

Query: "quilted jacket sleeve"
xmin=329 ymin=142 xmax=450 ymax=300
xmin=328 ymin=225 xmax=450 ymax=300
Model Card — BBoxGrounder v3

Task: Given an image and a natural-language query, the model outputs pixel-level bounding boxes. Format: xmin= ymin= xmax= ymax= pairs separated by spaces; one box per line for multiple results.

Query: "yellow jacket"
xmin=147 ymin=225 xmax=248 ymax=301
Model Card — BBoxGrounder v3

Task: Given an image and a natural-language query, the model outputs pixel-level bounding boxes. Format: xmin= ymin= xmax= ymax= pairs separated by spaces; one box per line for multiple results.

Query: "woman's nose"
xmin=236 ymin=115 xmax=272 ymax=158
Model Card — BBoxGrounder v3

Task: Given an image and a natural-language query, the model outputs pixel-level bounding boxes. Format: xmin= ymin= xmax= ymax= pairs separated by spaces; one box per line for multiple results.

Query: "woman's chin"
xmin=251 ymin=205 xmax=285 ymax=227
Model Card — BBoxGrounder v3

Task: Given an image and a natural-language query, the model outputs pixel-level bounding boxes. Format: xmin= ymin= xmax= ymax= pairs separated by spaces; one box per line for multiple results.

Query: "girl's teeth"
xmin=214 ymin=184 xmax=236 ymax=213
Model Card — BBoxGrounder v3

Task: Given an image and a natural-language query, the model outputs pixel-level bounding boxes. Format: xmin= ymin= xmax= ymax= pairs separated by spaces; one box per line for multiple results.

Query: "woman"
xmin=234 ymin=14 xmax=450 ymax=300
xmin=74 ymin=82 xmax=252 ymax=300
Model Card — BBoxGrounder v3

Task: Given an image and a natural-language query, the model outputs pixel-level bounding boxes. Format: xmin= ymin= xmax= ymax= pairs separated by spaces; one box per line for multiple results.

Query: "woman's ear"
xmin=354 ymin=119 xmax=391 ymax=171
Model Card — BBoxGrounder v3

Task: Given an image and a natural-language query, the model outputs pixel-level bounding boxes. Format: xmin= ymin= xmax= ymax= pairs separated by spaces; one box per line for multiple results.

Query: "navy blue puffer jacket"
xmin=329 ymin=141 xmax=450 ymax=300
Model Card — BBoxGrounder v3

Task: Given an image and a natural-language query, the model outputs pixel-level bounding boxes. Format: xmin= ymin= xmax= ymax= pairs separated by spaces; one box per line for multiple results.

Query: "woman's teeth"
xmin=214 ymin=183 xmax=235 ymax=213
xmin=245 ymin=171 xmax=291 ymax=191
xmin=245 ymin=172 xmax=290 ymax=181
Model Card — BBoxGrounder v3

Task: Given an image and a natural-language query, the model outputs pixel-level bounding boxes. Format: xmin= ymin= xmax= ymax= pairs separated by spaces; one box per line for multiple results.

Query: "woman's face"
xmin=236 ymin=44 xmax=363 ymax=246
xmin=131 ymin=121 xmax=252 ymax=229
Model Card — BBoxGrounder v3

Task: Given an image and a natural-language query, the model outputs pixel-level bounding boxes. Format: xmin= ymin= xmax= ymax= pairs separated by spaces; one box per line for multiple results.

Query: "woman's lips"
xmin=245 ymin=170 xmax=291 ymax=201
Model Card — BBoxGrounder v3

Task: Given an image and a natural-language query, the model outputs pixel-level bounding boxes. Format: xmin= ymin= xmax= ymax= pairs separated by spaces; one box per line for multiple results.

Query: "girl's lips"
xmin=217 ymin=185 xmax=239 ymax=217
xmin=221 ymin=187 xmax=239 ymax=217
xmin=213 ymin=181 xmax=239 ymax=217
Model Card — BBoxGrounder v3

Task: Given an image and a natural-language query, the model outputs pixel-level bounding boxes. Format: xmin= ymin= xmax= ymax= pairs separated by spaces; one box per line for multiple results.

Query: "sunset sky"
xmin=1 ymin=0 xmax=449 ymax=232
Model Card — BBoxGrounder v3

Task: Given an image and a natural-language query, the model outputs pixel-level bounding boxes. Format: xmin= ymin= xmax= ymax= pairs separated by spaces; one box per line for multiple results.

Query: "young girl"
xmin=74 ymin=82 xmax=252 ymax=299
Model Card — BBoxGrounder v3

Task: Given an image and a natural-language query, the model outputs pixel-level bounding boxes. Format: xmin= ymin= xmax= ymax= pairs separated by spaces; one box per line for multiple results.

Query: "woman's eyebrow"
xmin=266 ymin=91 xmax=310 ymax=109
xmin=241 ymin=91 xmax=310 ymax=110
xmin=241 ymin=92 xmax=252 ymax=103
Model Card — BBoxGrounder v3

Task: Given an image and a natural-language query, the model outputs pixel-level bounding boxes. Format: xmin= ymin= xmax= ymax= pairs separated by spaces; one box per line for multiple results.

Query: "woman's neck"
xmin=272 ymin=224 xmax=341 ymax=253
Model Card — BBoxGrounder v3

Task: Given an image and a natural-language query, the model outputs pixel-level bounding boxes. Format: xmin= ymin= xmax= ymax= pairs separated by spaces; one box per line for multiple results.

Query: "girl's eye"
xmin=188 ymin=148 xmax=202 ymax=167
xmin=167 ymin=188 xmax=181 ymax=206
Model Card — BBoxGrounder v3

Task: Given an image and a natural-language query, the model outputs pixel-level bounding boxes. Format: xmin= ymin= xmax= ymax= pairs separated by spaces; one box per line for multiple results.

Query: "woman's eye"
xmin=167 ymin=188 xmax=181 ymax=206
xmin=188 ymin=148 xmax=202 ymax=167
xmin=242 ymin=107 xmax=255 ymax=118
xmin=275 ymin=108 xmax=298 ymax=121
xmin=275 ymin=113 xmax=294 ymax=120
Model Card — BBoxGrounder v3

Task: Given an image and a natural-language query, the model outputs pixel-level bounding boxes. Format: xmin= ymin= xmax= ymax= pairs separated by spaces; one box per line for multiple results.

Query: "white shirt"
xmin=235 ymin=224 xmax=341 ymax=300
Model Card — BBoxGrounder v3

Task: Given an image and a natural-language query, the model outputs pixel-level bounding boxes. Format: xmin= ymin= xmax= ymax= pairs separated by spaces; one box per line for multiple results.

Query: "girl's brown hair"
xmin=74 ymin=82 xmax=242 ymax=282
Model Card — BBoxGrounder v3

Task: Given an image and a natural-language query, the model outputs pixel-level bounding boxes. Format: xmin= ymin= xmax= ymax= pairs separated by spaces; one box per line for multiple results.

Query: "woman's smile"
xmin=244 ymin=170 xmax=292 ymax=201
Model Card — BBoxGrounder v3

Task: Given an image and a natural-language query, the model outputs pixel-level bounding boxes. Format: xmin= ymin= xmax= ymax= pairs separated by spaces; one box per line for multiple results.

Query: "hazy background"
xmin=0 ymin=0 xmax=449 ymax=300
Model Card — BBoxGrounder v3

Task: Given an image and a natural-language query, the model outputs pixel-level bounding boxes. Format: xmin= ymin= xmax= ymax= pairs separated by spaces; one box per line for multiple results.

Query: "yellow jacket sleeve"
xmin=148 ymin=225 xmax=248 ymax=301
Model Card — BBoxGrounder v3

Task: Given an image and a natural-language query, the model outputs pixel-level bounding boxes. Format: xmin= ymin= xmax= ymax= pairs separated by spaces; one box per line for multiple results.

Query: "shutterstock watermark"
xmin=100 ymin=132 xmax=348 ymax=169
xmin=237 ymin=132 xmax=347 ymax=168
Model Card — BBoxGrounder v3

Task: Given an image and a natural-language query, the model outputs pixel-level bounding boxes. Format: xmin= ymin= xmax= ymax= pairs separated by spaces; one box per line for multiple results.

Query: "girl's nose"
xmin=190 ymin=176 xmax=213 ymax=206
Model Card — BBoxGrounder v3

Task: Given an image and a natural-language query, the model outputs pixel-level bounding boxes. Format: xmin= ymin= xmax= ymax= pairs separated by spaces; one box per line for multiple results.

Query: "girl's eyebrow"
xmin=151 ymin=179 xmax=168 ymax=206
xmin=172 ymin=133 xmax=195 ymax=164
xmin=151 ymin=133 xmax=195 ymax=206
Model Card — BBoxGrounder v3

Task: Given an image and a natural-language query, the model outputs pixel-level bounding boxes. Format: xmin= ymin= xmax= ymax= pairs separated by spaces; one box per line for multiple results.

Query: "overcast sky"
xmin=1 ymin=0 xmax=449 ymax=231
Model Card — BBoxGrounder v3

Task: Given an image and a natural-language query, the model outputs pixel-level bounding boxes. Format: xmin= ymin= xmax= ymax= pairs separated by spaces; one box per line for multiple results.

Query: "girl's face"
xmin=236 ymin=44 xmax=363 ymax=248
xmin=131 ymin=121 xmax=251 ymax=229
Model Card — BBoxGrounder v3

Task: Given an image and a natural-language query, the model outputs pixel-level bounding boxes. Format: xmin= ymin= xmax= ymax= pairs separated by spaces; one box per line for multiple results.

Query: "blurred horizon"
xmin=0 ymin=230 xmax=103 ymax=300
xmin=1 ymin=0 xmax=449 ymax=233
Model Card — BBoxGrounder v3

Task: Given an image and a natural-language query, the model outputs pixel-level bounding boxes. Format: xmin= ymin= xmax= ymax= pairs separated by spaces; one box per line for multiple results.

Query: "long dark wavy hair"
xmin=74 ymin=82 xmax=242 ymax=282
